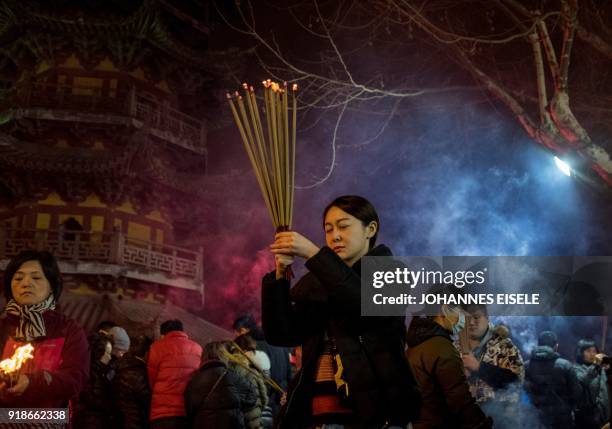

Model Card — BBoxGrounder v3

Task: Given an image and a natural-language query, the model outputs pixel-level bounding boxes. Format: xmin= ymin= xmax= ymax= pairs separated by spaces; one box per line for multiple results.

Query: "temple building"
xmin=0 ymin=0 xmax=226 ymax=336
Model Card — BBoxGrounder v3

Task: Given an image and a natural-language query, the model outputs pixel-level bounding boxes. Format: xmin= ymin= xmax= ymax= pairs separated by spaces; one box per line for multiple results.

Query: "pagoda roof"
xmin=0 ymin=131 xmax=133 ymax=174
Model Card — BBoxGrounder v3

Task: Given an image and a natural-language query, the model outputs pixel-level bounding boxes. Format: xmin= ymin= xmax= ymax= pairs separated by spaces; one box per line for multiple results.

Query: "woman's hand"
xmin=2 ymin=374 xmax=29 ymax=396
xmin=270 ymin=232 xmax=320 ymax=260
xmin=275 ymin=254 xmax=294 ymax=280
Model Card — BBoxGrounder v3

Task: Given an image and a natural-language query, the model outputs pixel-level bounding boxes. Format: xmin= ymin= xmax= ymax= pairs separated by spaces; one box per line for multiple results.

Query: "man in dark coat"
xmin=233 ymin=314 xmax=291 ymax=417
xmin=573 ymin=338 xmax=609 ymax=429
xmin=114 ymin=335 xmax=153 ymax=429
xmin=524 ymin=331 xmax=582 ymax=429
xmin=407 ymin=314 xmax=492 ymax=429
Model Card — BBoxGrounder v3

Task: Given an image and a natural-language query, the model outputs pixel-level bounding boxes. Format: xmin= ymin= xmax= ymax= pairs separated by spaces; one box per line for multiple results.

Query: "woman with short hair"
xmin=0 ymin=250 xmax=89 ymax=428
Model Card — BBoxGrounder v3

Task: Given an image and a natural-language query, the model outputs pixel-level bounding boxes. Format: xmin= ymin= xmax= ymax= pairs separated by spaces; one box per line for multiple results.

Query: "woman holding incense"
xmin=0 ymin=250 xmax=89 ymax=416
xmin=262 ymin=195 xmax=421 ymax=429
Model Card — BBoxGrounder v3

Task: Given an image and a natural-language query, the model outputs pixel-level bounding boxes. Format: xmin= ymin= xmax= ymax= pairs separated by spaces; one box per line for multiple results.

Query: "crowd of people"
xmin=0 ymin=195 xmax=611 ymax=429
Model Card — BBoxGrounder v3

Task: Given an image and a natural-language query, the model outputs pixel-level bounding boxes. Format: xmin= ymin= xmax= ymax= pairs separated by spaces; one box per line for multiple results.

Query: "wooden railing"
xmin=0 ymin=227 xmax=203 ymax=283
xmin=8 ymin=82 xmax=206 ymax=153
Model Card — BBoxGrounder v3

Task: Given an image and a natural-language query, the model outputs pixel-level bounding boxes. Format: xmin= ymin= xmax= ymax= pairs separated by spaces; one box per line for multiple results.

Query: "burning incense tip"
xmin=226 ymin=93 xmax=232 ymax=99
xmin=292 ymin=84 xmax=298 ymax=91
xmin=242 ymin=83 xmax=248 ymax=89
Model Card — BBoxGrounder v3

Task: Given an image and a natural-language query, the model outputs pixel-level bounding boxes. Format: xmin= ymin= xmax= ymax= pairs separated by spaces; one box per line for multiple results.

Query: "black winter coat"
xmin=524 ymin=345 xmax=581 ymax=429
xmin=573 ymin=362 xmax=609 ymax=429
xmin=184 ymin=359 xmax=258 ymax=429
xmin=73 ymin=360 xmax=115 ymax=429
xmin=262 ymin=245 xmax=421 ymax=429
xmin=113 ymin=355 xmax=151 ymax=429
xmin=406 ymin=316 xmax=492 ymax=429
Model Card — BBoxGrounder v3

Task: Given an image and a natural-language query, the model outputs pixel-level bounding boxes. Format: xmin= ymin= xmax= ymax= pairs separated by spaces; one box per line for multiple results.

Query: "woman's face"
xmin=324 ymin=206 xmax=376 ymax=267
xmin=11 ymin=260 xmax=52 ymax=305
xmin=100 ymin=342 xmax=112 ymax=365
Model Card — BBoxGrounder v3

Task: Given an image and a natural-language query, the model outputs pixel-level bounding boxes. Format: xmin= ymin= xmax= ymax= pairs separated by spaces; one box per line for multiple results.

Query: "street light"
xmin=554 ymin=156 xmax=571 ymax=177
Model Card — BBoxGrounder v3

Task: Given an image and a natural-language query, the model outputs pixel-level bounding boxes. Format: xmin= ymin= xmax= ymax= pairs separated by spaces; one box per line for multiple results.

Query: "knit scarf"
xmin=5 ymin=294 xmax=56 ymax=340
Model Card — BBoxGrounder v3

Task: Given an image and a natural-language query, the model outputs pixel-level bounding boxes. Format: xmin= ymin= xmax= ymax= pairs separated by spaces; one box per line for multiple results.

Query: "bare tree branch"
xmin=576 ymin=23 xmax=612 ymax=60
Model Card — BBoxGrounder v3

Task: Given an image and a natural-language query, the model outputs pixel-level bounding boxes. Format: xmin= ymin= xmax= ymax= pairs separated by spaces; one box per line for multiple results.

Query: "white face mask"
xmin=452 ymin=312 xmax=466 ymax=336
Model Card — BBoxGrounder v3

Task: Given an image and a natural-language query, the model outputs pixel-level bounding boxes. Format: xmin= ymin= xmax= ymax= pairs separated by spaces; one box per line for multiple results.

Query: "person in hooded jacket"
xmin=184 ymin=341 xmax=258 ymax=429
xmin=233 ymin=314 xmax=291 ymax=419
xmin=227 ymin=341 xmax=269 ymax=429
xmin=263 ymin=195 xmax=420 ymax=429
xmin=114 ymin=334 xmax=153 ymax=429
xmin=73 ymin=332 xmax=115 ymax=429
xmin=573 ymin=338 xmax=609 ymax=429
xmin=406 ymin=305 xmax=492 ymax=429
xmin=524 ymin=330 xmax=582 ymax=429
xmin=0 ymin=250 xmax=89 ymax=429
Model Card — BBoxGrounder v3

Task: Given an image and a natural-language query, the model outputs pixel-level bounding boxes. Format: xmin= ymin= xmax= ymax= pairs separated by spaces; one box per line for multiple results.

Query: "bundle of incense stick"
xmin=227 ymin=80 xmax=297 ymax=276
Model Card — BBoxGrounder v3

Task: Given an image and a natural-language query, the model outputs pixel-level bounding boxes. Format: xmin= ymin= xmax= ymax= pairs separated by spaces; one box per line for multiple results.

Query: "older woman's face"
xmin=11 ymin=260 xmax=52 ymax=305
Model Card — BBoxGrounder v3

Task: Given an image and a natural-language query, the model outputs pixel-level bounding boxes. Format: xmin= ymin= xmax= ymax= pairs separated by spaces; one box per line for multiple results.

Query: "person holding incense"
xmin=262 ymin=195 xmax=421 ymax=429
xmin=0 ymin=250 xmax=89 ymax=417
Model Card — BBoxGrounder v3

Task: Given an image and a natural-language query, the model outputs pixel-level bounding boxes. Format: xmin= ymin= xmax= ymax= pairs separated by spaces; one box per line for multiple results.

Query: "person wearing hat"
xmin=524 ymin=330 xmax=582 ymax=429
xmin=0 ymin=250 xmax=89 ymax=419
xmin=109 ymin=326 xmax=131 ymax=359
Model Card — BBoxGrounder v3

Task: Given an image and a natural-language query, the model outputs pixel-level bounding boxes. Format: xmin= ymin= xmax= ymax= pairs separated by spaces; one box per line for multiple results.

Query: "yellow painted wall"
xmin=90 ymin=215 xmax=105 ymax=243
xmin=95 ymin=57 xmax=118 ymax=72
xmin=36 ymin=213 xmax=51 ymax=229
xmin=146 ymin=210 xmax=165 ymax=222
xmin=116 ymin=200 xmax=137 ymax=215
xmin=128 ymin=221 xmax=151 ymax=242
xmin=78 ymin=194 xmax=107 ymax=208
xmin=60 ymin=54 xmax=83 ymax=69
xmin=91 ymin=216 xmax=104 ymax=232
xmin=156 ymin=229 xmax=164 ymax=246
xmin=38 ymin=192 xmax=66 ymax=206
xmin=113 ymin=218 xmax=123 ymax=231
xmin=73 ymin=77 xmax=103 ymax=96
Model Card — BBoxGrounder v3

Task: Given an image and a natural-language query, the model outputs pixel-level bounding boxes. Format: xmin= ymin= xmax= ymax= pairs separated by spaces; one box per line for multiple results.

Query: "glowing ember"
xmin=0 ymin=344 xmax=34 ymax=375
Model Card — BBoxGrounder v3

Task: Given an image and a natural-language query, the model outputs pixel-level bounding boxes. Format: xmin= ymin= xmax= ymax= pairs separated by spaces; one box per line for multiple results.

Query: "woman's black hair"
xmin=3 ymin=250 xmax=63 ymax=301
xmin=323 ymin=195 xmax=380 ymax=249
xmin=88 ymin=332 xmax=112 ymax=363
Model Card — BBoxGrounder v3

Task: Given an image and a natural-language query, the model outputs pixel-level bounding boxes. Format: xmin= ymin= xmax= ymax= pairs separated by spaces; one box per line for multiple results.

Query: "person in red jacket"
xmin=0 ymin=250 xmax=89 ymax=428
xmin=147 ymin=319 xmax=202 ymax=429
